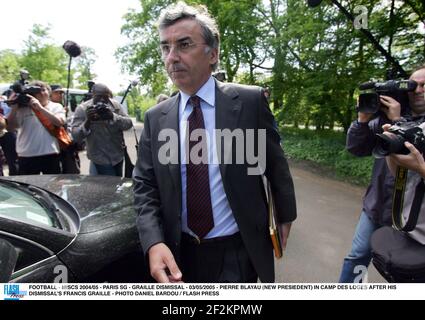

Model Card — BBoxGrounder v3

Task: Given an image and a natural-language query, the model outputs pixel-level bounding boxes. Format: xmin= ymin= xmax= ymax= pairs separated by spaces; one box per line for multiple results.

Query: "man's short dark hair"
xmin=157 ymin=1 xmax=220 ymax=71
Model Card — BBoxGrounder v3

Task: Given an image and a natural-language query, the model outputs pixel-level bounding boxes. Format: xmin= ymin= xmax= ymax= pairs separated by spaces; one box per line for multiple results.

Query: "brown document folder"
xmin=265 ymin=179 xmax=283 ymax=259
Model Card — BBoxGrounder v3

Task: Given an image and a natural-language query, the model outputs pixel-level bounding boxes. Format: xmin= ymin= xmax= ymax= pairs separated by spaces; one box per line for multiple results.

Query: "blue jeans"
xmin=339 ymin=211 xmax=380 ymax=283
xmin=90 ymin=161 xmax=123 ymax=177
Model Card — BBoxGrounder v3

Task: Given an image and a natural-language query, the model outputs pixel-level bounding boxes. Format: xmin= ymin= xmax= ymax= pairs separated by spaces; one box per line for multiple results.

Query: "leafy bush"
xmin=281 ymin=127 xmax=373 ymax=186
xmin=127 ymin=95 xmax=156 ymax=122
xmin=137 ymin=97 xmax=157 ymax=122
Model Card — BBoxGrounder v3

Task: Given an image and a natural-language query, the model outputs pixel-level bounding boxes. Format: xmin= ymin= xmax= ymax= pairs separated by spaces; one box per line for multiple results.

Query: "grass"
xmin=280 ymin=127 xmax=374 ymax=186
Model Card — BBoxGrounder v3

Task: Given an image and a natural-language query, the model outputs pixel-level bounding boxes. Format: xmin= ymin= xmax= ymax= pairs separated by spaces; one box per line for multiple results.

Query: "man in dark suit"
xmin=134 ymin=2 xmax=297 ymax=283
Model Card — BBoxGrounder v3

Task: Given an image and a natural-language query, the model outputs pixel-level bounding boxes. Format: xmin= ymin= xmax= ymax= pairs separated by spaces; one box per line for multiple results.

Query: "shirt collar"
xmin=180 ymin=76 xmax=215 ymax=110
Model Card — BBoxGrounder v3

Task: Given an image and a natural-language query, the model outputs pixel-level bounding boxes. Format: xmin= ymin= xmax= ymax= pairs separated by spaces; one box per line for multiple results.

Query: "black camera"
xmin=373 ymin=120 xmax=425 ymax=158
xmin=89 ymin=102 xmax=112 ymax=120
xmin=5 ymin=83 xmax=42 ymax=108
xmin=357 ymin=80 xmax=417 ymax=115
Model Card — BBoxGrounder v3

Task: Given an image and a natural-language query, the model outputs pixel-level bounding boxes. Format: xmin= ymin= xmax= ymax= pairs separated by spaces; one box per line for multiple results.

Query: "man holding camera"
xmin=339 ymin=65 xmax=425 ymax=282
xmin=6 ymin=81 xmax=65 ymax=175
xmin=71 ymin=83 xmax=132 ymax=176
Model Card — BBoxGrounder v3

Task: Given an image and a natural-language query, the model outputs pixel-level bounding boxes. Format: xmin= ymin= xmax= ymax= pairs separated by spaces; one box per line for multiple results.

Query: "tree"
xmin=116 ymin=0 xmax=267 ymax=95
xmin=1 ymin=24 xmax=98 ymax=89
xmin=116 ymin=0 xmax=424 ymax=130
xmin=116 ymin=0 xmax=173 ymax=97
xmin=74 ymin=46 xmax=98 ymax=89
xmin=0 ymin=50 xmax=21 ymax=83
xmin=20 ymin=24 xmax=69 ymax=84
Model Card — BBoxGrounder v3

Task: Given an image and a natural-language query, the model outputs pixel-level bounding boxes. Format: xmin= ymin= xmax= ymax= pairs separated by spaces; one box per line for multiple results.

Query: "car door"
xmin=0 ymin=233 xmax=74 ymax=283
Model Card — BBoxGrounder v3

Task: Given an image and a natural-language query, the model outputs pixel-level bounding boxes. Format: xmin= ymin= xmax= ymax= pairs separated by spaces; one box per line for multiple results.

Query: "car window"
xmin=0 ymin=184 xmax=57 ymax=228
xmin=0 ymin=234 xmax=51 ymax=272
xmin=68 ymin=92 xmax=87 ymax=112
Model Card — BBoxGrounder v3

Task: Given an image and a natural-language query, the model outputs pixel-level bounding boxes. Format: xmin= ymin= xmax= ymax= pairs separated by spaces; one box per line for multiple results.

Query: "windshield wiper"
xmin=0 ymin=179 xmax=62 ymax=228
xmin=27 ymin=185 xmax=63 ymax=229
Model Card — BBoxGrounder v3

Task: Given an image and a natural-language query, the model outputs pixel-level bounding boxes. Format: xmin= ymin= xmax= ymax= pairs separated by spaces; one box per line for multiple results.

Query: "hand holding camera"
xmin=86 ymin=107 xmax=100 ymax=121
xmin=379 ymin=95 xmax=402 ymax=121
xmin=383 ymin=124 xmax=425 ymax=178
xmin=86 ymin=102 xmax=114 ymax=122
xmin=357 ymin=79 xmax=417 ymax=118
xmin=4 ymin=83 xmax=43 ymax=108
xmin=93 ymin=102 xmax=113 ymax=120
xmin=28 ymin=97 xmax=43 ymax=112
xmin=374 ymin=120 xmax=425 ymax=158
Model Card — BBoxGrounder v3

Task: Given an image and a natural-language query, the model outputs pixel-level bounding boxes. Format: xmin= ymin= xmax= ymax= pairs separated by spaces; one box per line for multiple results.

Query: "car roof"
xmin=64 ymin=88 xmax=88 ymax=94
xmin=0 ymin=83 xmax=11 ymax=95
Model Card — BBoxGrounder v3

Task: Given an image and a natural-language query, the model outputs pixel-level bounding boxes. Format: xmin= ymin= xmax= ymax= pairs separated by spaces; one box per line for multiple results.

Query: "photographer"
xmin=6 ymin=81 xmax=65 ymax=175
xmin=339 ymin=65 xmax=425 ymax=282
xmin=71 ymin=83 xmax=132 ymax=176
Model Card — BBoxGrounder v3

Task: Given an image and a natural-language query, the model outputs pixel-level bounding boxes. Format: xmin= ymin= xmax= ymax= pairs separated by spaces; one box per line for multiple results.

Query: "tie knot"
xmin=190 ymin=95 xmax=201 ymax=109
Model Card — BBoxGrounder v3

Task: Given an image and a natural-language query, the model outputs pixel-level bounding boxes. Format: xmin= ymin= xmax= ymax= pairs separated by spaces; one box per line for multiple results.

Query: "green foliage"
xmin=281 ymin=127 xmax=373 ymax=186
xmin=0 ymin=50 xmax=21 ymax=82
xmin=115 ymin=0 xmax=174 ymax=97
xmin=116 ymin=0 xmax=266 ymax=92
xmin=115 ymin=0 xmax=422 ymax=185
xmin=20 ymin=24 xmax=68 ymax=84
xmin=117 ymin=0 xmax=424 ymax=131
xmin=75 ymin=47 xmax=98 ymax=89
xmin=0 ymin=24 xmax=97 ymax=88
xmin=137 ymin=96 xmax=158 ymax=121
xmin=126 ymin=87 xmax=156 ymax=121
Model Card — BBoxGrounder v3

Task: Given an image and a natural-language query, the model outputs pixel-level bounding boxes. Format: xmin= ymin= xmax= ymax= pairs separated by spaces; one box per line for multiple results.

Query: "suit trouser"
xmin=0 ymin=132 xmax=18 ymax=175
xmin=180 ymin=232 xmax=258 ymax=283
xmin=18 ymin=154 xmax=61 ymax=175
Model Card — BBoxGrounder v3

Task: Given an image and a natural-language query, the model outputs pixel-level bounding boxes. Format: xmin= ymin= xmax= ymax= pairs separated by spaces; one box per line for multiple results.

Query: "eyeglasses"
xmin=159 ymin=41 xmax=207 ymax=58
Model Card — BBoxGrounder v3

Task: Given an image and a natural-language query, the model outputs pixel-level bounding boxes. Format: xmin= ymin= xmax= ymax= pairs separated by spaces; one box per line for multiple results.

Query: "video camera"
xmin=357 ymin=79 xmax=417 ymax=115
xmin=5 ymin=83 xmax=42 ymax=108
xmin=373 ymin=119 xmax=425 ymax=158
xmin=82 ymin=80 xmax=96 ymax=103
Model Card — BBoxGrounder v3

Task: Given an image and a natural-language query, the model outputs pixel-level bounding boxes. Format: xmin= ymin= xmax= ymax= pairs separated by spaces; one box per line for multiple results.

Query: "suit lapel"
xmin=158 ymin=95 xmax=182 ymax=195
xmin=215 ymin=80 xmax=242 ymax=178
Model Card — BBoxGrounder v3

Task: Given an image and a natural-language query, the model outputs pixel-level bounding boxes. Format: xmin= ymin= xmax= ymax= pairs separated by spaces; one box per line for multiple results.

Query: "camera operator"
xmin=71 ymin=83 xmax=132 ymax=176
xmin=339 ymin=65 xmax=425 ymax=283
xmin=6 ymin=81 xmax=65 ymax=175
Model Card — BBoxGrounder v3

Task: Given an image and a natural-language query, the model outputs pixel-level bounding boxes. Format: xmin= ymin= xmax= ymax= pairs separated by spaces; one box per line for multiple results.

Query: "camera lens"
xmin=373 ymin=133 xmax=406 ymax=158
xmin=358 ymin=93 xmax=380 ymax=114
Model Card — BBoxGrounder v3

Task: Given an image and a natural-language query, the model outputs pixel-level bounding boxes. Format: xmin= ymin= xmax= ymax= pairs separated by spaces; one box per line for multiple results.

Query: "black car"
xmin=0 ymin=175 xmax=146 ymax=283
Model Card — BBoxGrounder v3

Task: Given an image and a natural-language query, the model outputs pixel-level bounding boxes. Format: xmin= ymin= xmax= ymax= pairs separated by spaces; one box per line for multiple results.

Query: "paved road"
xmin=276 ymin=162 xmax=384 ymax=282
xmin=78 ymin=118 xmax=385 ymax=283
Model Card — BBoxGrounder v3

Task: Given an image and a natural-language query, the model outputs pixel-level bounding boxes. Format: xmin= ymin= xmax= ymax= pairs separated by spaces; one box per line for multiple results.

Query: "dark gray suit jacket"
xmin=134 ymin=80 xmax=297 ymax=282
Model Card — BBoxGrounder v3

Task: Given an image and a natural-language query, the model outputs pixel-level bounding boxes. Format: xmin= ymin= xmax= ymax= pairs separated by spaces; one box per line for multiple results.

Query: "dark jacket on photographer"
xmin=71 ymin=98 xmax=132 ymax=166
xmin=346 ymin=116 xmax=395 ymax=226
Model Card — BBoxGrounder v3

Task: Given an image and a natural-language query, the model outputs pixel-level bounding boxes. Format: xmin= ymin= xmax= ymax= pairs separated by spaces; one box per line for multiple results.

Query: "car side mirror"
xmin=0 ymin=238 xmax=18 ymax=282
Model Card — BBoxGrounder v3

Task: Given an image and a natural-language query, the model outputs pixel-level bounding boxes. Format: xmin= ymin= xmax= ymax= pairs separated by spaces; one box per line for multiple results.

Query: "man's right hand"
xmin=84 ymin=107 xmax=99 ymax=130
xmin=379 ymin=95 xmax=401 ymax=121
xmin=148 ymin=243 xmax=183 ymax=283
xmin=86 ymin=107 xmax=100 ymax=121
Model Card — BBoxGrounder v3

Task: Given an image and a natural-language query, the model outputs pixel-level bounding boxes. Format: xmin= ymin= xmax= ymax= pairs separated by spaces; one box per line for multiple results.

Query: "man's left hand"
xmin=101 ymin=108 xmax=114 ymax=120
xmin=389 ymin=142 xmax=425 ymax=178
xmin=278 ymin=222 xmax=292 ymax=251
